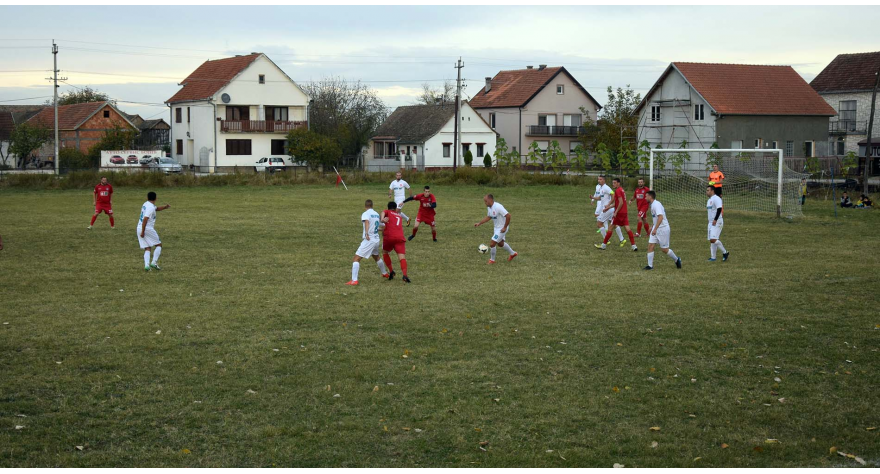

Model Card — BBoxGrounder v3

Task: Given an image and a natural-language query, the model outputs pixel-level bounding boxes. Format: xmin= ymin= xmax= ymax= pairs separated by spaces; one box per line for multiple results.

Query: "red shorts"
xmin=383 ymin=238 xmax=406 ymax=254
xmin=637 ymin=207 xmax=649 ymax=219
xmin=612 ymin=213 xmax=629 ymax=226
xmin=416 ymin=213 xmax=435 ymax=226
xmin=95 ymin=204 xmax=113 ymax=214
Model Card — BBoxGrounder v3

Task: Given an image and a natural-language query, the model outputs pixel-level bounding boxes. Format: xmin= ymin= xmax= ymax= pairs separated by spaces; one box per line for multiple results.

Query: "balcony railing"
xmin=526 ymin=125 xmax=585 ymax=136
xmin=220 ymin=120 xmax=307 ymax=133
xmin=829 ymin=120 xmax=866 ymax=135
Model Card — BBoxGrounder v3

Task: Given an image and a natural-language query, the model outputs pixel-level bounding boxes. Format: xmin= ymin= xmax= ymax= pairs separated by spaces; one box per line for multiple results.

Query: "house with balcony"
xmin=468 ymin=65 xmax=601 ymax=163
xmin=165 ymin=53 xmax=309 ymax=171
xmin=811 ymin=51 xmax=880 ymax=156
xmin=635 ymin=62 xmax=836 ymax=158
xmin=365 ymin=102 xmax=496 ymax=171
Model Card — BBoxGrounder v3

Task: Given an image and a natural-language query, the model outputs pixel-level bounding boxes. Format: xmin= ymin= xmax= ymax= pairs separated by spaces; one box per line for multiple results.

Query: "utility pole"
xmin=453 ymin=57 xmax=463 ymax=171
xmin=863 ymin=65 xmax=880 ymax=195
xmin=46 ymin=40 xmax=66 ymax=175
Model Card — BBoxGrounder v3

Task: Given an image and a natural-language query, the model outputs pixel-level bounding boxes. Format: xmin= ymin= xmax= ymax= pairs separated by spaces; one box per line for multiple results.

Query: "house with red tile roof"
xmin=469 ymin=65 xmax=601 ymax=163
xmin=811 ymin=51 xmax=880 ymax=157
xmin=165 ymin=53 xmax=309 ymax=171
xmin=635 ymin=62 xmax=836 ymax=158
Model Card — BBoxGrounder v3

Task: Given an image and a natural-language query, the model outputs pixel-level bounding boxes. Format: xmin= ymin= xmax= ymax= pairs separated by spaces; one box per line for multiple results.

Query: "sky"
xmin=2 ymin=5 xmax=879 ymax=120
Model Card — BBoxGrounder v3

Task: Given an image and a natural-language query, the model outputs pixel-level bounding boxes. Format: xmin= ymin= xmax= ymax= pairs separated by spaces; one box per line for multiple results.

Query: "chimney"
xmin=526 ymin=65 xmax=533 ymax=69
xmin=538 ymin=64 xmax=547 ymax=71
xmin=484 ymin=77 xmax=492 ymax=93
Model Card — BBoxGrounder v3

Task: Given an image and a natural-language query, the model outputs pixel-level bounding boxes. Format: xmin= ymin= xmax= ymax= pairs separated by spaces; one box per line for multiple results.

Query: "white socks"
xmin=602 ymin=222 xmax=609 ymax=234
xmin=616 ymin=227 xmax=624 ymax=242
xmin=666 ymin=249 xmax=678 ymax=261
xmin=377 ymin=260 xmax=388 ymax=275
xmin=711 ymin=242 xmax=721 ymax=258
xmin=143 ymin=250 xmax=151 ymax=267
xmin=351 ymin=261 xmax=360 ymax=281
xmin=647 ymin=252 xmax=654 ymax=267
xmin=490 ymin=246 xmax=497 ymax=261
xmin=400 ymin=211 xmax=410 ymax=221
xmin=151 ymin=246 xmax=161 ymax=264
xmin=502 ymin=243 xmax=515 ymax=255
xmin=715 ymin=241 xmax=727 ymax=255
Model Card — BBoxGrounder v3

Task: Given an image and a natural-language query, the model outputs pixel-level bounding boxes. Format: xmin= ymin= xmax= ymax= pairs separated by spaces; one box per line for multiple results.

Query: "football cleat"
xmin=87 ymin=226 xmax=92 ymax=230
xmin=402 ymin=275 xmax=411 ymax=283
xmin=382 ymin=273 xmax=390 ymax=279
xmin=596 ymin=228 xmax=603 ymax=233
xmin=619 ymin=239 xmax=627 ymax=247
xmin=144 ymin=266 xmax=151 ymax=272
xmin=110 ymin=226 xmax=115 ymax=229
xmin=508 ymin=252 xmax=518 ymax=262
xmin=594 ymin=244 xmax=606 ymax=250
xmin=406 ymin=219 xmax=411 ymax=227
xmin=635 ymin=233 xmax=641 ymax=238
xmin=631 ymin=245 xmax=638 ymax=252
xmin=407 ymin=235 xmax=415 ymax=241
xmin=150 ymin=264 xmax=162 ymax=271
xmin=707 ymin=258 xmax=717 ymax=262
xmin=487 ymin=260 xmax=496 ymax=264
xmin=387 ymin=271 xmax=396 ymax=281
xmin=676 ymin=257 xmax=682 ymax=269
xmin=643 ymin=265 xmax=653 ymax=271
xmin=722 ymin=251 xmax=730 ymax=262
xmin=345 ymin=280 xmax=359 ymax=286
xmin=433 ymin=238 xmax=437 ymax=242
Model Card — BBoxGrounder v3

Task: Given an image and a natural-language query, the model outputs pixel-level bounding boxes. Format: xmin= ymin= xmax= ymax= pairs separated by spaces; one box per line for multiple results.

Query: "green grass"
xmin=1 ymin=185 xmax=878 ymax=467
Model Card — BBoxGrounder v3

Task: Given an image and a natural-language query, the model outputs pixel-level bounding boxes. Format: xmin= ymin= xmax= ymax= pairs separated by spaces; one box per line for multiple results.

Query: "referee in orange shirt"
xmin=709 ymin=164 xmax=725 ymax=196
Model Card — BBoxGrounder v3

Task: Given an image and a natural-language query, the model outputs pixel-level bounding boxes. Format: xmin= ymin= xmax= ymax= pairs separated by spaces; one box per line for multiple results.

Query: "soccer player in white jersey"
xmin=706 ymin=186 xmax=729 ymax=262
xmin=474 ymin=194 xmax=517 ymax=264
xmin=590 ymin=175 xmax=625 ymax=244
xmin=388 ymin=171 xmax=412 ymax=226
xmin=643 ymin=190 xmax=681 ymax=271
xmin=137 ymin=191 xmax=170 ymax=271
xmin=347 ymin=199 xmax=390 ymax=286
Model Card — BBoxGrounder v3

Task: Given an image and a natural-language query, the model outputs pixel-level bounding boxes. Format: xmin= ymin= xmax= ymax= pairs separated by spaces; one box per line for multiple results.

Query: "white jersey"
xmin=596 ymin=184 xmax=613 ymax=210
xmin=361 ymin=209 xmax=381 ymax=240
xmin=707 ymin=195 xmax=724 ymax=224
xmin=138 ymin=201 xmax=157 ymax=229
xmin=389 ymin=179 xmax=410 ymax=203
xmin=487 ymin=202 xmax=509 ymax=231
xmin=650 ymin=200 xmax=670 ymax=230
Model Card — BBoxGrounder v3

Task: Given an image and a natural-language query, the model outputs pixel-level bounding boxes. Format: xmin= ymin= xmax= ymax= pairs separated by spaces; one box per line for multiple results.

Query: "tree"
xmin=494 ymin=137 xmax=520 ymax=168
xmin=545 ymin=140 xmax=568 ymax=174
xmin=415 ymin=81 xmax=455 ymax=105
xmin=463 ymin=149 xmax=473 ymax=167
xmin=8 ymin=123 xmax=50 ymax=169
xmin=59 ymin=147 xmax=91 ymax=169
xmin=303 ymin=77 xmax=387 ymax=157
xmin=483 ymin=153 xmax=492 ymax=168
xmin=578 ymin=85 xmax=641 ymax=160
xmin=45 ymin=86 xmax=111 ymax=106
xmin=87 ymin=124 xmax=137 ymax=168
xmin=285 ymin=128 xmax=342 ymax=170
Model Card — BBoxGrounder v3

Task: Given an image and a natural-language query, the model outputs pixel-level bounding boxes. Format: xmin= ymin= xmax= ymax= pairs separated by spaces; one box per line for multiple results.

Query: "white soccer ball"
xmin=478 ymin=244 xmax=489 ymax=254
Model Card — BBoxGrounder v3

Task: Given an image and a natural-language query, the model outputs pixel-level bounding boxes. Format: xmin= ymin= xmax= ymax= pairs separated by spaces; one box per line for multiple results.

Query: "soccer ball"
xmin=478 ymin=244 xmax=489 ymax=254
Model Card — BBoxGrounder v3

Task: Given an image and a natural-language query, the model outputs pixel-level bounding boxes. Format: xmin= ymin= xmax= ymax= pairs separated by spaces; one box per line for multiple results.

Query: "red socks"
xmin=400 ymin=259 xmax=407 ymax=276
xmin=627 ymin=230 xmax=636 ymax=243
xmin=637 ymin=222 xmax=642 ymax=234
xmin=411 ymin=227 xmax=418 ymax=237
xmin=431 ymin=229 xmax=437 ymax=240
xmin=603 ymin=230 xmax=613 ymax=244
xmin=109 ymin=216 xmax=115 ymax=227
xmin=383 ymin=254 xmax=394 ymax=272
xmin=90 ymin=214 xmax=97 ymax=226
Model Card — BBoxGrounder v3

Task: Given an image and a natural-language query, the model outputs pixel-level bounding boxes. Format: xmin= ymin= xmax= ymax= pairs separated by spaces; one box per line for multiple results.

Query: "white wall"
xmin=213 ymin=55 xmax=309 ymax=113
xmin=637 ymin=67 xmax=717 ymax=149
xmin=424 ymin=103 xmax=497 ymax=167
xmin=170 ymin=100 xmax=215 ymax=168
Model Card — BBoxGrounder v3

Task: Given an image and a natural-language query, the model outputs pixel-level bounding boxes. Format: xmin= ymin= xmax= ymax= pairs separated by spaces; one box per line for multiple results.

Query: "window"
xmin=537 ymin=114 xmax=556 ymax=127
xmin=259 ymin=74 xmax=265 ymax=84
xmin=266 ymin=106 xmax=288 ymax=121
xmin=226 ymin=139 xmax=252 ymax=155
xmin=839 ymin=100 xmax=856 ymax=126
xmin=175 ymin=107 xmax=182 ymax=123
xmin=693 ymin=104 xmax=704 ymax=121
xmin=225 ymin=106 xmax=249 ymax=121
xmin=804 ymin=141 xmax=814 ymax=158
xmin=535 ymin=141 xmax=549 ymax=152
xmin=462 ymin=143 xmax=471 ymax=155
xmin=271 ymin=139 xmax=287 ymax=155
xmin=785 ymin=140 xmax=794 ymax=157
xmin=650 ymin=105 xmax=661 ymax=122
xmin=556 ymin=85 xmax=564 ymax=95
xmin=563 ymin=114 xmax=582 ymax=127
xmin=570 ymin=141 xmax=582 ymax=156
xmin=103 ymin=110 xmax=110 ymax=118
xmin=755 ymin=138 xmax=763 ymax=149
xmin=538 ymin=114 xmax=547 ymax=126
xmin=443 ymin=143 xmax=451 ymax=158
xmin=731 ymin=140 xmax=743 ymax=149
xmin=476 ymin=144 xmax=484 ymax=157
xmin=176 ymin=139 xmax=183 ymax=155
xmin=771 ymin=141 xmax=778 ymax=150
xmin=837 ymin=138 xmax=845 ymax=156
xmin=187 ymin=107 xmax=190 ymax=123
xmin=489 ymin=113 xmax=496 ymax=129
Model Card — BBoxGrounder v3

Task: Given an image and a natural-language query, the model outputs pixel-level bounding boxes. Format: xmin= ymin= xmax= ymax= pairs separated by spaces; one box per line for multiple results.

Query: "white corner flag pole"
xmin=333 ymin=166 xmax=348 ymax=191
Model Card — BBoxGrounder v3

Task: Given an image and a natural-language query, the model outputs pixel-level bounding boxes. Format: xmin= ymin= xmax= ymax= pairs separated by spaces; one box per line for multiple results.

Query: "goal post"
xmin=648 ymin=148 xmax=805 ymax=218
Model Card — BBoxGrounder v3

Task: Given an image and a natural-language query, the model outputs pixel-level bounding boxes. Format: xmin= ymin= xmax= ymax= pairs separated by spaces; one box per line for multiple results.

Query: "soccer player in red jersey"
xmin=405 ymin=185 xmax=437 ymax=242
xmin=89 ymin=176 xmax=115 ymax=229
xmin=595 ymin=177 xmax=637 ymax=251
xmin=380 ymin=201 xmax=411 ymax=283
xmin=630 ymin=178 xmax=651 ymax=237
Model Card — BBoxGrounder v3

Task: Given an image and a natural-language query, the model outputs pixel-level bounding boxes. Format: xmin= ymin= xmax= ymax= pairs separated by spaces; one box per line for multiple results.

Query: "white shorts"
xmin=137 ymin=227 xmax=161 ymax=248
xmin=395 ymin=200 xmax=406 ymax=210
xmin=491 ymin=228 xmax=508 ymax=243
xmin=707 ymin=221 xmax=724 ymax=240
xmin=355 ymin=239 xmax=380 ymax=258
xmin=597 ymin=208 xmax=614 ymax=223
xmin=649 ymin=227 xmax=670 ymax=248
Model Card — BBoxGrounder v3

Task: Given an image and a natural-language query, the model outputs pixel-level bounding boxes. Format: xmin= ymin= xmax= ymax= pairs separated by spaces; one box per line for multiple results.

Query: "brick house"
xmin=810 ymin=51 xmax=880 ymax=156
xmin=26 ymin=101 xmax=138 ymax=157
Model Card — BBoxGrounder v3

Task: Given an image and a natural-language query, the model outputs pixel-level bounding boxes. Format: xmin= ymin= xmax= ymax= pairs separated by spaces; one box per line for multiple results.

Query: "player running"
xmin=709 ymin=164 xmax=725 ymax=196
xmin=630 ymin=178 xmax=651 ymax=237
xmin=89 ymin=176 xmax=115 ymax=229
xmin=706 ymin=186 xmax=729 ymax=262
xmin=590 ymin=175 xmax=625 ymax=244
xmin=404 ymin=185 xmax=437 ymax=242
xmin=380 ymin=201 xmax=411 ymax=283
xmin=595 ymin=178 xmax=637 ymax=251
xmin=137 ymin=191 xmax=170 ymax=271
xmin=643 ymin=191 xmax=681 ymax=271
xmin=347 ymin=200 xmax=390 ymax=286
xmin=474 ymin=194 xmax=517 ymax=264
xmin=388 ymin=171 xmax=412 ymax=226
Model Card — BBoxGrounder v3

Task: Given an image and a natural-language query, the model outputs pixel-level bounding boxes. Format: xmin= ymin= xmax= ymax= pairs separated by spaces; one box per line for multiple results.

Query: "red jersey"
xmin=382 ymin=210 xmax=405 ymax=241
xmin=414 ymin=193 xmax=437 ymax=218
xmin=94 ymin=184 xmax=113 ymax=205
xmin=614 ymin=186 xmax=627 ymax=214
xmin=633 ymin=186 xmax=650 ymax=210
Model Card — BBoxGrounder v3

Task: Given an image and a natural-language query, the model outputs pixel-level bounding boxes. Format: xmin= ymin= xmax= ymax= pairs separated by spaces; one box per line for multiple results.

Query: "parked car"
xmin=255 ymin=157 xmax=287 ymax=173
xmin=148 ymin=157 xmax=183 ymax=174
xmin=126 ymin=155 xmax=139 ymax=164
xmin=110 ymin=156 xmax=125 ymax=165
xmin=139 ymin=155 xmax=154 ymax=165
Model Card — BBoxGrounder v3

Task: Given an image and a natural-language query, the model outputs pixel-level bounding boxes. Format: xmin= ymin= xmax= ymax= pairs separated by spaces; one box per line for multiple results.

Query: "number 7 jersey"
xmin=382 ymin=210 xmax=405 ymax=241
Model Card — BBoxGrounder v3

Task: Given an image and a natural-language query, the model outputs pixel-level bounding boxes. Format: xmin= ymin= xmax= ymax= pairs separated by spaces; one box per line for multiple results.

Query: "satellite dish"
xmin=221 ymin=93 xmax=231 ymax=104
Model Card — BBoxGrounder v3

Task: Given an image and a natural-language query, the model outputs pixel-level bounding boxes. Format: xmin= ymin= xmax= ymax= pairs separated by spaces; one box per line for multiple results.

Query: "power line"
xmin=0 ymin=95 xmax=53 ymax=103
xmin=62 ymin=69 xmax=469 ymax=84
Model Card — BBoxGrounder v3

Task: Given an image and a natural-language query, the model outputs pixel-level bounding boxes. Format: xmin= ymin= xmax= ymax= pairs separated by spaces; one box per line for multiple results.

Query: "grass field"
xmin=1 ymin=184 xmax=878 ymax=467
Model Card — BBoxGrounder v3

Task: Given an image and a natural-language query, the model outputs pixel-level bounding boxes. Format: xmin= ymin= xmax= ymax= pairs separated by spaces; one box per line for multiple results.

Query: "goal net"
xmin=648 ymin=149 xmax=808 ymax=218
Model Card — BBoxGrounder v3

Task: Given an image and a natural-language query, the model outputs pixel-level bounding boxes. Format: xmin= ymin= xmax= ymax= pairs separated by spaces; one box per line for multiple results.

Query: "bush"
xmin=463 ymin=150 xmax=473 ymax=167
xmin=59 ymin=148 xmax=94 ymax=170
xmin=483 ymin=153 xmax=492 ymax=168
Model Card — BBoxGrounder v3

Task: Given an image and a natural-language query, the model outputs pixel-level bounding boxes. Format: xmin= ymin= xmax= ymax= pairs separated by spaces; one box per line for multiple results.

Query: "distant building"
xmin=26 ymin=101 xmax=138 ymax=159
xmin=635 ymin=62 xmax=836 ymax=158
xmin=0 ymin=105 xmax=47 ymax=167
xmin=165 ymin=53 xmax=309 ymax=171
xmin=123 ymin=112 xmax=171 ymax=149
xmin=468 ymin=65 xmax=601 ymax=163
xmin=811 ymin=51 xmax=880 ymax=156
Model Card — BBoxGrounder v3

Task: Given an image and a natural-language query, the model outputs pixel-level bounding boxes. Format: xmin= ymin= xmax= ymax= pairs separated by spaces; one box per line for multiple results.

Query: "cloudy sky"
xmin=2 ymin=5 xmax=879 ymax=120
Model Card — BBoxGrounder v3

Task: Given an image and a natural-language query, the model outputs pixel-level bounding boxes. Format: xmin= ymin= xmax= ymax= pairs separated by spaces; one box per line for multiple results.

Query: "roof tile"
xmin=810 ymin=52 xmax=880 ymax=93
xmin=166 ymin=53 xmax=261 ymax=104
xmin=26 ymin=101 xmax=120 ymax=130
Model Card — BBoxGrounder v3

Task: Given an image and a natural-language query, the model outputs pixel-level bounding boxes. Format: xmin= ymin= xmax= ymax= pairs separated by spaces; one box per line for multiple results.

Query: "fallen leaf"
xmin=616 ymin=343 xmax=623 ymax=346
xmin=693 ymin=457 xmax=702 ymax=462
xmin=829 ymin=446 xmax=837 ymax=455
xmin=372 ymin=386 xmax=379 ymax=393
xmin=651 ymin=441 xmax=659 ymax=449
xmin=649 ymin=426 xmax=661 ymax=431
xmin=778 ymin=398 xmax=786 ymax=403
xmin=774 ymin=377 xmax=782 ymax=383
xmin=333 ymin=393 xmax=340 ymax=398
xmin=613 ymin=463 xmax=625 ymax=468
xmin=325 ymin=385 xmax=331 ymax=391
xmin=75 ymin=446 xmax=84 ymax=451
xmin=493 ymin=398 xmax=500 ymax=402
xmin=754 ymin=446 xmax=764 ymax=452
xmin=181 ymin=449 xmax=191 ymax=454
xmin=721 ymin=443 xmax=729 ymax=449
xmin=479 ymin=441 xmax=489 ymax=446
xmin=246 ymin=389 xmax=257 ymax=394
xmin=546 ymin=449 xmax=553 ymax=453
xmin=383 ymin=426 xmax=388 ymax=432
xmin=765 ymin=439 xmax=780 ymax=444
xmin=612 ymin=386 xmax=620 ymax=393
xmin=15 ymin=425 xmax=24 ymax=430
xmin=216 ymin=361 xmax=223 ymax=365
xmin=402 ymin=427 xmax=410 ymax=431
xmin=414 ymin=428 xmax=423 ymax=433
xmin=155 ymin=330 xmax=161 ymax=335
xmin=866 ymin=427 xmax=876 ymax=431
xmin=474 ymin=428 xmax=482 ymax=432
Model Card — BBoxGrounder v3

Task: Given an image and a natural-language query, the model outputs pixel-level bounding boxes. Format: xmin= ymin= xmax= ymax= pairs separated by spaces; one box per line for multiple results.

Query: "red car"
xmin=110 ymin=156 xmax=124 ymax=165
xmin=126 ymin=155 xmax=139 ymax=164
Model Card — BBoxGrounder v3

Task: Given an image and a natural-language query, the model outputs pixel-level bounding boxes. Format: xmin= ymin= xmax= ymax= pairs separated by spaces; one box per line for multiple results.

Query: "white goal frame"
xmin=649 ymin=148 xmax=785 ymax=218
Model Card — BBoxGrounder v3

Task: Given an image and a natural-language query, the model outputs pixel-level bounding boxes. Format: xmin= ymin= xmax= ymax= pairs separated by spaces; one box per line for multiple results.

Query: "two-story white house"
xmin=165 ymin=53 xmax=309 ymax=172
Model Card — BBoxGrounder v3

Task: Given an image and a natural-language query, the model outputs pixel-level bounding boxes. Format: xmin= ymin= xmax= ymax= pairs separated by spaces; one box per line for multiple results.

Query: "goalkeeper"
xmin=709 ymin=164 xmax=725 ymax=196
